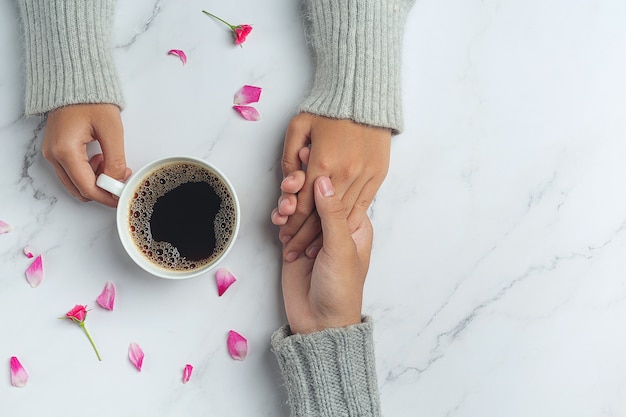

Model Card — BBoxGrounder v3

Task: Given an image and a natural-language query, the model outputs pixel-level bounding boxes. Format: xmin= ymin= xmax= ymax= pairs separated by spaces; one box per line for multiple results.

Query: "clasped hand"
xmin=275 ymin=171 xmax=373 ymax=334
xmin=279 ymin=113 xmax=391 ymax=262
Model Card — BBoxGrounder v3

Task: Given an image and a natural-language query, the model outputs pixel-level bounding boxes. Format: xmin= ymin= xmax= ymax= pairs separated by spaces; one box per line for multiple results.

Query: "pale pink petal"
xmin=182 ymin=364 xmax=193 ymax=384
xmin=25 ymin=255 xmax=44 ymax=288
xmin=0 ymin=220 xmax=13 ymax=235
xmin=167 ymin=49 xmax=187 ymax=65
xmin=233 ymin=85 xmax=262 ymax=105
xmin=227 ymin=330 xmax=248 ymax=361
xmin=10 ymin=356 xmax=29 ymax=387
xmin=23 ymin=245 xmax=34 ymax=258
xmin=129 ymin=342 xmax=144 ymax=371
xmin=233 ymin=105 xmax=260 ymax=121
xmin=96 ymin=281 xmax=116 ymax=311
xmin=216 ymin=268 xmax=236 ymax=296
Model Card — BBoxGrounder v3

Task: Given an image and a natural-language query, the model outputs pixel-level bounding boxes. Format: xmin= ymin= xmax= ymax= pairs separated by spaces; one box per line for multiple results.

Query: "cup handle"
xmin=96 ymin=174 xmax=126 ymax=197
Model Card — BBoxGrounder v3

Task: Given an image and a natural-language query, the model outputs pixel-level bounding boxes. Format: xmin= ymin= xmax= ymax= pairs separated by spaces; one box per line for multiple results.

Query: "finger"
xmin=275 ymin=170 xmax=306 ymax=224
xmin=313 ymin=176 xmax=352 ymax=253
xmin=279 ymin=166 xmax=357 ymax=257
xmin=351 ymin=215 xmax=374 ymax=270
xmin=298 ymin=146 xmax=310 ymax=167
xmin=279 ymin=178 xmax=316 ymax=243
xmin=93 ymin=109 xmax=127 ymax=181
xmin=345 ymin=178 xmax=380 ymax=232
xmin=305 ymin=233 xmax=323 ymax=259
xmin=282 ymin=115 xmax=311 ymax=177
xmin=89 ymin=153 xmax=105 ymax=174
xmin=280 ymin=170 xmax=306 ymax=194
xmin=59 ymin=152 xmax=119 ymax=207
xmin=282 ymin=212 xmax=322 ymax=260
xmin=277 ymin=194 xmax=299 ymax=216
xmin=49 ymin=160 xmax=89 ymax=202
xmin=271 ymin=208 xmax=289 ymax=226
xmin=279 ymin=120 xmax=316 ymax=246
xmin=280 ymin=146 xmax=351 ymax=245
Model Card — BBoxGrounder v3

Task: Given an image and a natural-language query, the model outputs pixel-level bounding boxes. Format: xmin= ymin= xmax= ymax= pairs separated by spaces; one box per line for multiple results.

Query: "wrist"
xmin=289 ymin=314 xmax=363 ymax=335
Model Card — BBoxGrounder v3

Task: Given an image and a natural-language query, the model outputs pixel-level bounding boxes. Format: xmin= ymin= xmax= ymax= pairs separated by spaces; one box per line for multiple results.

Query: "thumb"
xmin=314 ymin=176 xmax=351 ymax=250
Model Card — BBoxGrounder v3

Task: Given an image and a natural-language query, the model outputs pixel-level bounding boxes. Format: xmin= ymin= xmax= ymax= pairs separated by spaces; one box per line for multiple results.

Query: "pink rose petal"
xmin=216 ymin=268 xmax=237 ymax=296
xmin=182 ymin=364 xmax=193 ymax=384
xmin=10 ymin=356 xmax=29 ymax=387
xmin=25 ymin=255 xmax=44 ymax=288
xmin=0 ymin=220 xmax=13 ymax=235
xmin=23 ymin=245 xmax=34 ymax=258
xmin=234 ymin=85 xmax=262 ymax=105
xmin=227 ymin=330 xmax=248 ymax=361
xmin=233 ymin=105 xmax=260 ymax=121
xmin=167 ymin=49 xmax=187 ymax=65
xmin=96 ymin=281 xmax=116 ymax=311
xmin=129 ymin=342 xmax=144 ymax=371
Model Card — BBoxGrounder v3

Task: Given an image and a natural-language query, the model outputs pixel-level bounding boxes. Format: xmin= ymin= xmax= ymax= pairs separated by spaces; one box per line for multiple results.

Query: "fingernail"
xmin=286 ymin=251 xmax=298 ymax=262
xmin=280 ymin=235 xmax=292 ymax=244
xmin=281 ymin=174 xmax=294 ymax=185
xmin=306 ymin=246 xmax=320 ymax=258
xmin=318 ymin=176 xmax=335 ymax=197
xmin=278 ymin=198 xmax=289 ymax=212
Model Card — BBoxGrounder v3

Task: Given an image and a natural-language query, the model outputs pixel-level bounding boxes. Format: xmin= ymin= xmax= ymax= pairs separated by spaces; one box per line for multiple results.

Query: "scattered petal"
xmin=96 ymin=281 xmax=116 ymax=311
xmin=234 ymin=24 xmax=253 ymax=45
xmin=216 ymin=268 xmax=237 ymax=296
xmin=234 ymin=85 xmax=262 ymax=105
xmin=233 ymin=105 xmax=260 ymax=121
xmin=167 ymin=49 xmax=187 ymax=65
xmin=129 ymin=342 xmax=144 ymax=371
xmin=227 ymin=330 xmax=248 ymax=361
xmin=182 ymin=364 xmax=193 ymax=384
xmin=23 ymin=245 xmax=34 ymax=258
xmin=25 ymin=255 xmax=44 ymax=288
xmin=10 ymin=356 xmax=29 ymax=387
xmin=0 ymin=220 xmax=13 ymax=235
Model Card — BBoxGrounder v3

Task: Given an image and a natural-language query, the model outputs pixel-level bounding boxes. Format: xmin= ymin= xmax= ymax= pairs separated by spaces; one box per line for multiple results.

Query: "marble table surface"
xmin=2 ymin=1 xmax=626 ymax=416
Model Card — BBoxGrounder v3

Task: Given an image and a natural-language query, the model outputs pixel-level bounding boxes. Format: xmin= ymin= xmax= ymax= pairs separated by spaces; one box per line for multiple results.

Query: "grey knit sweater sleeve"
xmin=299 ymin=0 xmax=416 ymax=133
xmin=271 ymin=316 xmax=381 ymax=417
xmin=18 ymin=0 xmax=124 ymax=115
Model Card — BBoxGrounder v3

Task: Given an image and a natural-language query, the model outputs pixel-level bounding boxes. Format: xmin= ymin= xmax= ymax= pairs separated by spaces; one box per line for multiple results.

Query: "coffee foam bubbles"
xmin=128 ymin=162 xmax=236 ymax=272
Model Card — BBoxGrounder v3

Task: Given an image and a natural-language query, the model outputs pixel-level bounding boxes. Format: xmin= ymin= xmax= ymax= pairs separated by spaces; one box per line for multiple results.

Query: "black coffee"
xmin=128 ymin=162 xmax=237 ymax=272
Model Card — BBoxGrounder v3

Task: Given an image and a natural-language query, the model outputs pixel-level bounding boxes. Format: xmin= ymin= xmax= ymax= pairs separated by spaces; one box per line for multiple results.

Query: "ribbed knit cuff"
xmin=18 ymin=0 xmax=125 ymax=115
xmin=299 ymin=0 xmax=414 ymax=134
xmin=271 ymin=317 xmax=381 ymax=417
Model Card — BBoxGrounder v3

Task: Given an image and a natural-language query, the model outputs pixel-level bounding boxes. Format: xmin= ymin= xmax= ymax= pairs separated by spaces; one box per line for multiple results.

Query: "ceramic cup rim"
xmin=113 ymin=156 xmax=240 ymax=279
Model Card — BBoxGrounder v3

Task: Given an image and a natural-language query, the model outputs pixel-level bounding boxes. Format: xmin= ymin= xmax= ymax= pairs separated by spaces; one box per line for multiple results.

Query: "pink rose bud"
xmin=65 ymin=305 xmax=88 ymax=323
xmin=202 ymin=11 xmax=253 ymax=46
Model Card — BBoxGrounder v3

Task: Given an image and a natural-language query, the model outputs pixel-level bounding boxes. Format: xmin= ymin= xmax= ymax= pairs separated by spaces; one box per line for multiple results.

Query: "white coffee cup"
xmin=96 ymin=156 xmax=240 ymax=279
